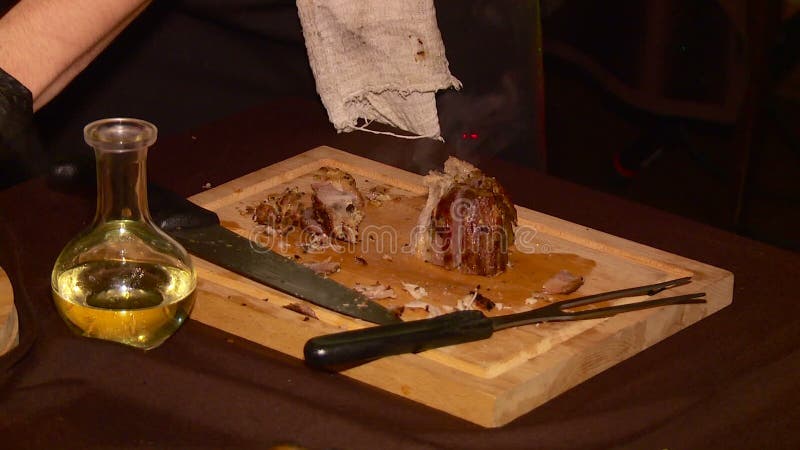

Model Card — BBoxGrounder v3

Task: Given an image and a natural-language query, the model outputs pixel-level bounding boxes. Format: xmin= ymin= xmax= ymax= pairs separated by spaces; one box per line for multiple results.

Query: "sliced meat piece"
xmin=300 ymin=207 xmax=325 ymax=236
xmin=542 ymin=270 xmax=584 ymax=294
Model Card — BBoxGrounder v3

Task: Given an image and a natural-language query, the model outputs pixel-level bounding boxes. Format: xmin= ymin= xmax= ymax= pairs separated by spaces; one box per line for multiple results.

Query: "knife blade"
xmin=148 ymin=184 xmax=401 ymax=325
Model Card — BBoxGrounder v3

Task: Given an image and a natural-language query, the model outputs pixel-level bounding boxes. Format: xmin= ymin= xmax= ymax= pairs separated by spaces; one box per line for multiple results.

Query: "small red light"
xmin=470 ymin=133 xmax=479 ymax=140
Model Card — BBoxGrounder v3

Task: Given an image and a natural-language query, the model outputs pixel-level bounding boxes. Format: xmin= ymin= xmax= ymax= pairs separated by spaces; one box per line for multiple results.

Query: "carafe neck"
xmin=84 ymin=118 xmax=158 ymax=225
xmin=94 ymin=147 xmax=150 ymax=223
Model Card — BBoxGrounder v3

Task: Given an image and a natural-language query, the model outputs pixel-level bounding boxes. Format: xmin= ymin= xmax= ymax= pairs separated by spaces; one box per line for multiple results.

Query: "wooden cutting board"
xmin=187 ymin=146 xmax=733 ymax=427
xmin=0 ymin=265 xmax=19 ymax=357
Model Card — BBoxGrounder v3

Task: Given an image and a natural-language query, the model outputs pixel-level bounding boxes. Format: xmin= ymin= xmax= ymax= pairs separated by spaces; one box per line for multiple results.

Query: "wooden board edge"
xmin=188 ymin=146 xmax=427 ymax=211
xmin=489 ymin=269 xmax=734 ymax=427
xmin=190 ymin=251 xmax=734 ymax=428
xmin=190 ymin=281 xmax=507 ymax=427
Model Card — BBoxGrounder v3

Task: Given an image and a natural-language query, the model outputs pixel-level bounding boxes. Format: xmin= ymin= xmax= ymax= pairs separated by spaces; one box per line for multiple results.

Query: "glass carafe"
xmin=51 ymin=118 xmax=196 ymax=349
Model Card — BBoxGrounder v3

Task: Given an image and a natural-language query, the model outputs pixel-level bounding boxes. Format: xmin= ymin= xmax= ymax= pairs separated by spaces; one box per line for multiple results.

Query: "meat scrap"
xmin=298 ymin=232 xmax=331 ymax=253
xmin=455 ymin=291 xmax=477 ymax=311
xmin=454 ymin=289 xmax=497 ymax=312
xmin=311 ymin=167 xmax=365 ymax=243
xmin=365 ymin=185 xmax=392 ymax=205
xmin=401 ymin=282 xmax=428 ymax=300
xmin=542 ymin=270 xmax=584 ymax=294
xmin=302 ymin=257 xmax=341 ymax=276
xmin=473 ymin=292 xmax=496 ymax=311
xmin=413 ymin=157 xmax=517 ymax=276
xmin=524 ymin=292 xmax=553 ymax=306
xmin=283 ymin=302 xmax=318 ymax=319
xmin=399 ymin=300 xmax=446 ymax=320
xmin=354 ymin=282 xmax=396 ymax=300
xmin=297 ymin=207 xmax=331 ymax=252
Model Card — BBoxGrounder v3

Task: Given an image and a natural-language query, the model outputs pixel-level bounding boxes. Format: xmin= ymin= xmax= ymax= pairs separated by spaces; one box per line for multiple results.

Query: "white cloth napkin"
xmin=296 ymin=0 xmax=462 ymax=140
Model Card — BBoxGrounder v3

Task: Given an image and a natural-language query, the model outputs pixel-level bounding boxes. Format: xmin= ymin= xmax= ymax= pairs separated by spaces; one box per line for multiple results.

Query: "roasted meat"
xmin=311 ymin=167 xmax=365 ymax=243
xmin=253 ymin=187 xmax=309 ymax=235
xmin=414 ymin=157 xmax=517 ymax=276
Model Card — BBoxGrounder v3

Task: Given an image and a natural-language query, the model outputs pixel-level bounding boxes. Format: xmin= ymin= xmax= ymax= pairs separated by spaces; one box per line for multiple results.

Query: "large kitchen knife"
xmin=148 ymin=185 xmax=401 ymax=325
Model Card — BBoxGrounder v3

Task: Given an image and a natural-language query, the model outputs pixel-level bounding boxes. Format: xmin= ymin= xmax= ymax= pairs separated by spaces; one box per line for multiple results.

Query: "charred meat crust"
xmin=253 ymin=187 xmax=309 ymax=234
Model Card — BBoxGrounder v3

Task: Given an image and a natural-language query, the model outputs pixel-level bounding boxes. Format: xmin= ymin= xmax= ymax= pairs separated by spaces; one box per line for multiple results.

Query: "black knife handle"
xmin=303 ymin=310 xmax=494 ymax=371
xmin=147 ymin=184 xmax=220 ymax=231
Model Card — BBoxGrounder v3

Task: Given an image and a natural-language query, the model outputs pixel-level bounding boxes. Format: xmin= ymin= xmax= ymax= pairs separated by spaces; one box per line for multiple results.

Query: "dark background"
xmin=3 ymin=0 xmax=798 ymax=251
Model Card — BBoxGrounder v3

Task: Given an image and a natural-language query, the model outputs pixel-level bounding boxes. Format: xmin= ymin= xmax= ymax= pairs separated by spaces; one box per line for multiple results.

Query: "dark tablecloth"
xmin=1 ymin=98 xmax=798 ymax=449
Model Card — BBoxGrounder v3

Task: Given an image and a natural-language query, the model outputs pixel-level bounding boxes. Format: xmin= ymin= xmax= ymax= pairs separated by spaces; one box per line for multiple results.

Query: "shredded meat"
xmin=311 ymin=167 xmax=365 ymax=243
xmin=253 ymin=187 xmax=310 ymax=235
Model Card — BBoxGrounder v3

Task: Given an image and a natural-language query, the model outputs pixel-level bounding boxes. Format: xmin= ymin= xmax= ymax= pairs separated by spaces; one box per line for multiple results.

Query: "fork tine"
xmin=557 ymin=277 xmax=693 ymax=309
xmin=555 ymin=292 xmax=706 ymax=322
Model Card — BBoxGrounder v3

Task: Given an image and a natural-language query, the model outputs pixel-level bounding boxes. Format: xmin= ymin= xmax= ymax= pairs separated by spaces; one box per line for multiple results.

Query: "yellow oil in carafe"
xmin=52 ymin=260 xmax=196 ymax=349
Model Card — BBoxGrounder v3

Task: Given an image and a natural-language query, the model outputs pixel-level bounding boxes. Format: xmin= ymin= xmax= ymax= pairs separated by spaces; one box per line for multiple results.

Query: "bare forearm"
xmin=0 ymin=0 xmax=152 ymax=111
